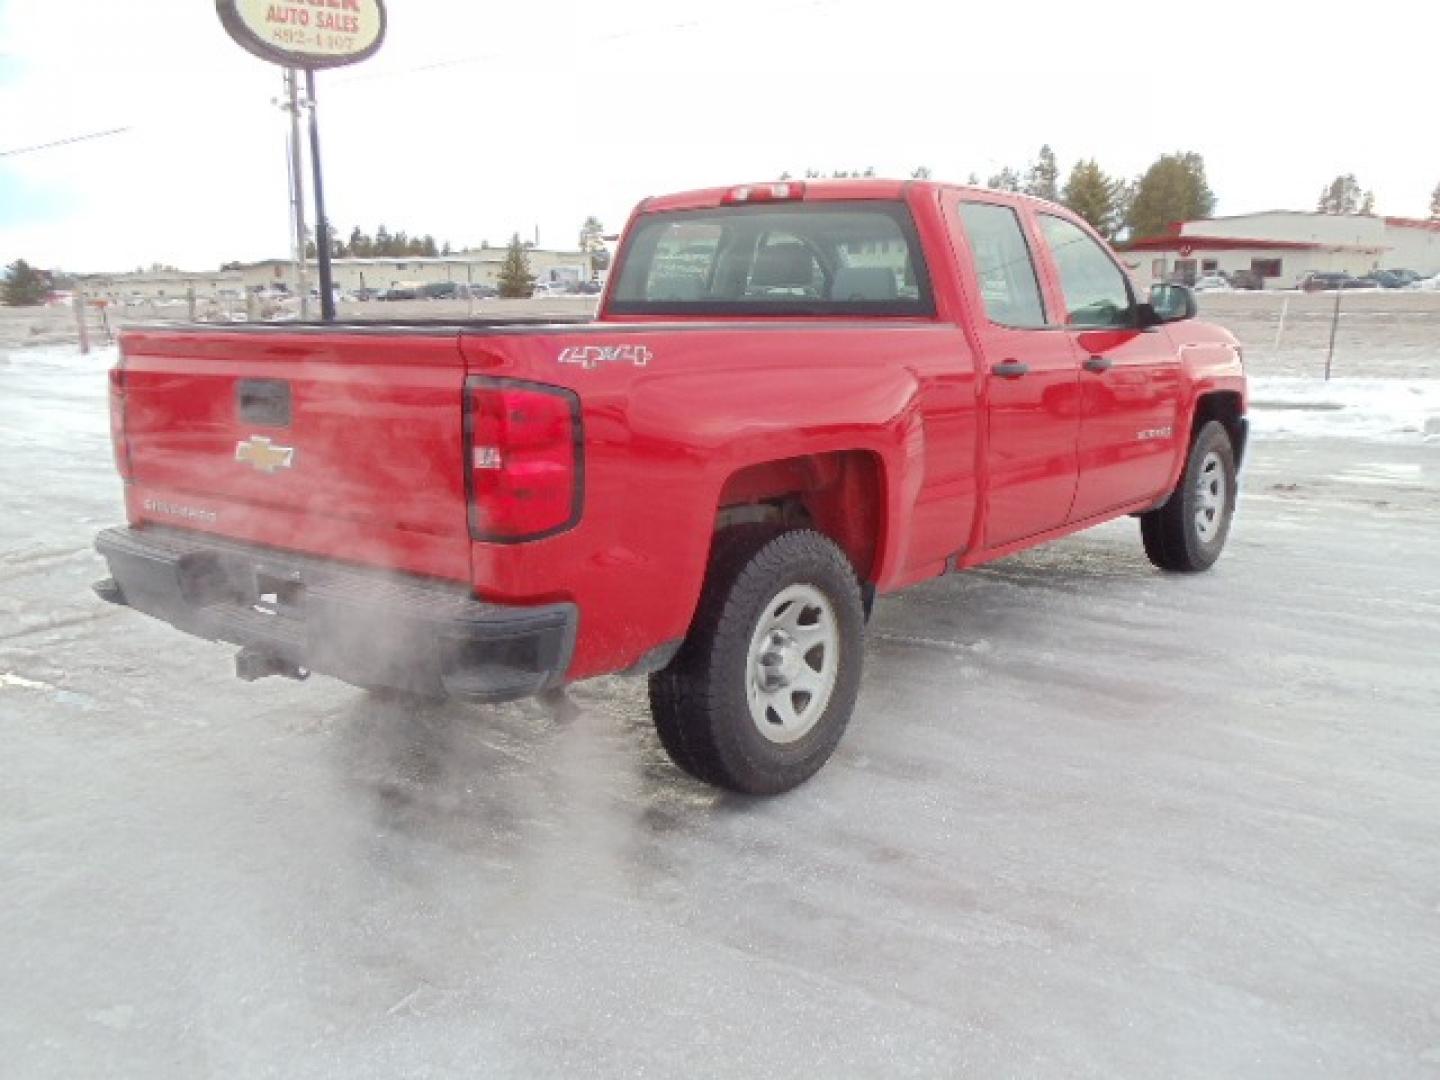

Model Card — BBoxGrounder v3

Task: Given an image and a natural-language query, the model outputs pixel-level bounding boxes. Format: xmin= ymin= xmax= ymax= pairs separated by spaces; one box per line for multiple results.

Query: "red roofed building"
xmin=1118 ymin=211 xmax=1440 ymax=289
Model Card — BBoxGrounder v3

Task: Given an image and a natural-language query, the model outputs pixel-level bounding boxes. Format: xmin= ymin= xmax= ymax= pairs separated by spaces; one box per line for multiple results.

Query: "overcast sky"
xmin=2 ymin=0 xmax=1436 ymax=271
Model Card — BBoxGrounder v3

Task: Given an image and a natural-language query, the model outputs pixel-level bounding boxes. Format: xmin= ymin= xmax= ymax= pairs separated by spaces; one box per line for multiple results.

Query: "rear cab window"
xmin=955 ymin=202 xmax=1049 ymax=329
xmin=609 ymin=201 xmax=934 ymax=318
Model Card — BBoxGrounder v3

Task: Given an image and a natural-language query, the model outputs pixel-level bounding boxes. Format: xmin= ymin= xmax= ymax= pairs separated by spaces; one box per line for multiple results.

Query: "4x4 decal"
xmin=558 ymin=344 xmax=652 ymax=370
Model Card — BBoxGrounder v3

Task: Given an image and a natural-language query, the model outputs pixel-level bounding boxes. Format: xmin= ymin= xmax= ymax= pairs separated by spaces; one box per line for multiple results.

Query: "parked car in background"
xmin=565 ymin=280 xmax=603 ymax=295
xmin=421 ymin=282 xmax=460 ymax=300
xmin=381 ymin=285 xmax=421 ymax=301
xmin=465 ymin=284 xmax=499 ymax=299
xmin=1299 ymin=271 xmax=1373 ymax=292
xmin=1386 ymin=268 xmax=1423 ymax=287
xmin=531 ymin=281 xmax=567 ymax=297
xmin=1193 ymin=273 xmax=1231 ymax=291
xmin=1355 ymin=271 xmax=1410 ymax=289
xmin=1227 ymin=269 xmax=1263 ymax=291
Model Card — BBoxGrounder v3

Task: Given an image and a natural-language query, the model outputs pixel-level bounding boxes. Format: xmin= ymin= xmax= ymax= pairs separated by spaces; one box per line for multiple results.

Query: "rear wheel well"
xmin=1192 ymin=391 xmax=1246 ymax=465
xmin=713 ymin=451 xmax=884 ymax=585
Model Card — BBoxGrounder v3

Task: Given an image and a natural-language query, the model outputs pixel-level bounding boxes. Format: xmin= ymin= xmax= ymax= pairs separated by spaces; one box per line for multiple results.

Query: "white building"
xmin=243 ymin=249 xmax=592 ymax=294
xmin=80 ymin=249 xmax=594 ymax=301
xmin=1120 ymin=211 xmax=1440 ymax=289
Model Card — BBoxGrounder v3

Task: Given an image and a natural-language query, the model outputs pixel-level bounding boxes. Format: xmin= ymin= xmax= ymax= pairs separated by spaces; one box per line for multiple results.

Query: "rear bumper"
xmin=93 ymin=526 xmax=576 ymax=703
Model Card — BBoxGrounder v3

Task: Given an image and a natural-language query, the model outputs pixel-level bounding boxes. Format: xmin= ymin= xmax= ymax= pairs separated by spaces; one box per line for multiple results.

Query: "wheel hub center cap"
xmin=758 ymin=630 xmax=802 ymax=691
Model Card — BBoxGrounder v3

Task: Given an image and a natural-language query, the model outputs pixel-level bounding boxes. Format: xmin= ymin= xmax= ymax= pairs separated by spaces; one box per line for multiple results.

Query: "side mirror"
xmin=1143 ymin=283 xmax=1197 ymax=325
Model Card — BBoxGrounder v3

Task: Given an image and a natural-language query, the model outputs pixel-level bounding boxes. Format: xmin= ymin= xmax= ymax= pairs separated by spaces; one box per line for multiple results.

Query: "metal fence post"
xmin=74 ymin=285 xmax=91 ymax=355
xmin=1271 ymin=295 xmax=1288 ymax=357
xmin=1324 ymin=287 xmax=1341 ymax=381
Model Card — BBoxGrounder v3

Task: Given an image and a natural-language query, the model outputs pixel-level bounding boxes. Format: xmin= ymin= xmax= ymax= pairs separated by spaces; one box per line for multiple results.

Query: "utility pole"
xmin=283 ymin=69 xmax=311 ymax=320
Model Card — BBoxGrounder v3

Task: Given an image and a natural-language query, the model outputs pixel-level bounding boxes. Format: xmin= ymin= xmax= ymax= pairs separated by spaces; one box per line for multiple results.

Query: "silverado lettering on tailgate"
xmin=143 ymin=498 xmax=218 ymax=524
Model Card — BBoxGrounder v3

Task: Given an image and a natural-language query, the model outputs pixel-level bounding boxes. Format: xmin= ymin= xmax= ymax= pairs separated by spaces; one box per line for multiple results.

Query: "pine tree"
xmin=986 ymin=167 xmax=1022 ymax=192
xmin=579 ymin=217 xmax=608 ymax=273
xmin=911 ymin=165 xmax=932 ymax=179
xmin=1317 ymin=174 xmax=1363 ymax=215
xmin=1359 ymin=190 xmax=1375 ymax=216
xmin=1062 ymin=160 xmax=1121 ymax=239
xmin=579 ymin=216 xmax=605 ymax=254
xmin=375 ymin=224 xmax=392 ymax=256
xmin=1126 ymin=152 xmax=1216 ymax=238
xmin=1112 ymin=179 xmax=1137 ymax=240
xmin=1431 ymin=182 xmax=1440 ymax=221
xmin=1024 ymin=145 xmax=1060 ymax=202
xmin=3 ymin=259 xmax=49 ymax=306
xmin=497 ymin=233 xmax=535 ymax=298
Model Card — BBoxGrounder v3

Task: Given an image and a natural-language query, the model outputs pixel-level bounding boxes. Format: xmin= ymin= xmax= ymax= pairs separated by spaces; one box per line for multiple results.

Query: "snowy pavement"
xmin=2 ymin=345 xmax=1439 ymax=1078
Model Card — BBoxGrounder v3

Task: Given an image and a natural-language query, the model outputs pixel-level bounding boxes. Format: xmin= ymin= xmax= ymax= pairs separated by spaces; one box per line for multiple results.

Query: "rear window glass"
xmin=609 ymin=201 xmax=934 ymax=317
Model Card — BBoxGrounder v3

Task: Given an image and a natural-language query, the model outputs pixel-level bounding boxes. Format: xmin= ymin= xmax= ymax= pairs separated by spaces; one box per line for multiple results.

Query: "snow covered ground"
xmin=1250 ymin=376 xmax=1440 ymax=440
xmin=2 ymin=342 xmax=1439 ymax=1078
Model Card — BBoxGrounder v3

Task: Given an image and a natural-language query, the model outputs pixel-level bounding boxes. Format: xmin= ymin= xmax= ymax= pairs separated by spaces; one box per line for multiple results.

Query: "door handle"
xmin=1083 ymin=355 xmax=1112 ymax=374
xmin=990 ymin=361 xmax=1030 ymax=379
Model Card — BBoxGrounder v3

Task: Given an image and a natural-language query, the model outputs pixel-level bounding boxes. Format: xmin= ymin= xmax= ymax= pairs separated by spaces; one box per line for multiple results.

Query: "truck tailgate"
xmin=119 ymin=329 xmax=471 ymax=581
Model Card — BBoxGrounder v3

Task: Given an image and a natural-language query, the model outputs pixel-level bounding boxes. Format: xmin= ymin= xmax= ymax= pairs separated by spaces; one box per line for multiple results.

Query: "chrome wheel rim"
xmin=1194 ymin=451 xmax=1227 ymax=543
xmin=745 ymin=584 xmax=839 ymax=745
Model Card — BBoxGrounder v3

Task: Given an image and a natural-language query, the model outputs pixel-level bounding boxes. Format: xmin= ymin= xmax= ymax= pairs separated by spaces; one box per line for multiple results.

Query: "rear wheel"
xmin=649 ymin=527 xmax=865 ymax=795
xmin=1140 ymin=419 xmax=1238 ymax=572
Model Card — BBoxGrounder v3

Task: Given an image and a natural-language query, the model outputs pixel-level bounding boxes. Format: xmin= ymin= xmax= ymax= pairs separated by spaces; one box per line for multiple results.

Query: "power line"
xmin=0 ymin=126 xmax=132 ymax=158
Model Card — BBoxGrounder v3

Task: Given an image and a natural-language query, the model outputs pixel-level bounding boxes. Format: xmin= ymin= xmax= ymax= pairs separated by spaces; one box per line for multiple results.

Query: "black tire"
xmin=1140 ymin=419 xmax=1238 ymax=572
xmin=648 ymin=526 xmax=865 ymax=795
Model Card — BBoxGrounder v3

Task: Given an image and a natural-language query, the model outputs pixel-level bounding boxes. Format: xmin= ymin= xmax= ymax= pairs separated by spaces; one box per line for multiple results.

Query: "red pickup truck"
xmin=95 ymin=179 xmax=1246 ymax=794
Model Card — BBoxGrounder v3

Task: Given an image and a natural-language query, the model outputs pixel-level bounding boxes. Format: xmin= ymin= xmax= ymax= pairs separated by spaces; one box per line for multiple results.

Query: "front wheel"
xmin=1140 ymin=419 xmax=1238 ymax=572
xmin=649 ymin=527 xmax=865 ymax=795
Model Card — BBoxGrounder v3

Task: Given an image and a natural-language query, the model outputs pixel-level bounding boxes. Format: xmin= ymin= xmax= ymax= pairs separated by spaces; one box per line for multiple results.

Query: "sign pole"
xmin=284 ymin=68 xmax=310 ymax=320
xmin=304 ymin=68 xmax=336 ymax=322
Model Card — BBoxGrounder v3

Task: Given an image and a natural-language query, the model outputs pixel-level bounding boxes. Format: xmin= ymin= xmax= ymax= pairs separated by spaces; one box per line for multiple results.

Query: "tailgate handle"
xmin=237 ymin=379 xmax=292 ymax=427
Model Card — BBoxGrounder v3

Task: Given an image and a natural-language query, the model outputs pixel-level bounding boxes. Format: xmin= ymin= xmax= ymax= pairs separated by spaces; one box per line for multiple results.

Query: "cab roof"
xmin=637 ymin=178 xmax=1054 ymax=214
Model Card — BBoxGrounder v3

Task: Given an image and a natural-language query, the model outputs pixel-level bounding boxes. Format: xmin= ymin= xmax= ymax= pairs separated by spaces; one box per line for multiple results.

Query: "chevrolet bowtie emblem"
xmin=235 ymin=436 xmax=295 ymax=474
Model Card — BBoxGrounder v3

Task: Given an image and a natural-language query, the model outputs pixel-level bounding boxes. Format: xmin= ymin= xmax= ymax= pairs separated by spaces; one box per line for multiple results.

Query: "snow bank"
xmin=1249 ymin=377 xmax=1440 ymax=441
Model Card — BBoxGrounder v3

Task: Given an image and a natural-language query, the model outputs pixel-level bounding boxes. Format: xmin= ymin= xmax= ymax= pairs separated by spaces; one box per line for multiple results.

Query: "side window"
xmin=956 ymin=202 xmax=1047 ymax=329
xmin=1038 ymin=214 xmax=1134 ymax=327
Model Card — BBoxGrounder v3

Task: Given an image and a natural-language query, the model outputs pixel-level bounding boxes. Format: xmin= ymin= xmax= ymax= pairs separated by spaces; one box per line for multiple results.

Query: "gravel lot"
xmin=1 ymin=313 xmax=1438 ymax=1077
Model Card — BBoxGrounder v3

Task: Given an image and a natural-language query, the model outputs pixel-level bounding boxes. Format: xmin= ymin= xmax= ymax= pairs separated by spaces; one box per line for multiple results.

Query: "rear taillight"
xmin=464 ymin=378 xmax=582 ymax=542
xmin=108 ymin=358 xmax=133 ymax=480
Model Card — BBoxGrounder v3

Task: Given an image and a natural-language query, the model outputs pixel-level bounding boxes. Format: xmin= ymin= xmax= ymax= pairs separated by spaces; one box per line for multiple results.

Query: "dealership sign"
xmin=216 ymin=0 xmax=386 ymax=69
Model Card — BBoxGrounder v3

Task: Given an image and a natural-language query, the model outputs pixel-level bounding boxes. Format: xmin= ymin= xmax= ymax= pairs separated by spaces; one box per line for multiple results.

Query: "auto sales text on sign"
xmin=216 ymin=0 xmax=387 ymax=69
